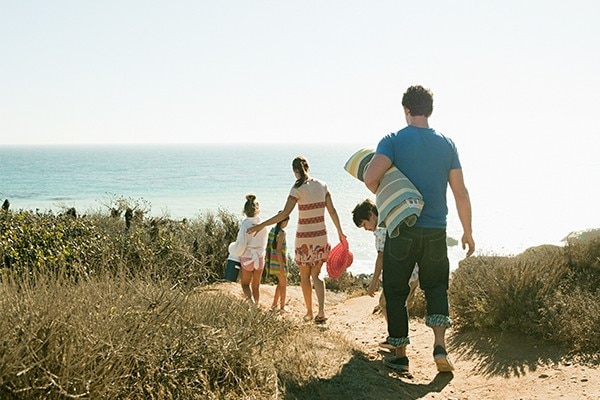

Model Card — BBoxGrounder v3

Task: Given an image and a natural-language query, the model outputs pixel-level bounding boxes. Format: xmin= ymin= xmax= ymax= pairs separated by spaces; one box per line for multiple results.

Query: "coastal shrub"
xmin=450 ymin=246 xmax=567 ymax=334
xmin=539 ymin=285 xmax=600 ymax=352
xmin=0 ymin=205 xmax=374 ymax=294
xmin=0 ymin=207 xmax=239 ymax=287
xmin=0 ymin=210 xmax=108 ymax=280
xmin=538 ymin=239 xmax=600 ymax=351
xmin=188 ymin=208 xmax=239 ymax=281
xmin=565 ymin=237 xmax=600 ymax=278
xmin=450 ymin=241 xmax=600 ymax=352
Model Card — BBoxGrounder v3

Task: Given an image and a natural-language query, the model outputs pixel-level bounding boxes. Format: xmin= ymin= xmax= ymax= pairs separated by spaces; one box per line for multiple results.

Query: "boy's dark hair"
xmin=402 ymin=85 xmax=433 ymax=117
xmin=351 ymin=199 xmax=378 ymax=227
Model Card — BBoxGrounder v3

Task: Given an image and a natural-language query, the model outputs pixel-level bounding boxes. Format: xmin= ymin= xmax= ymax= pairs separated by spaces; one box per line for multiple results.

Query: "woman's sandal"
xmin=314 ymin=315 xmax=328 ymax=324
xmin=303 ymin=314 xmax=313 ymax=322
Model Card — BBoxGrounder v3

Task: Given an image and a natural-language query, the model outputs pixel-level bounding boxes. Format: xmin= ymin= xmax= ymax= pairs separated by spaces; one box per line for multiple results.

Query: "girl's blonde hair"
xmin=243 ymin=193 xmax=260 ymax=217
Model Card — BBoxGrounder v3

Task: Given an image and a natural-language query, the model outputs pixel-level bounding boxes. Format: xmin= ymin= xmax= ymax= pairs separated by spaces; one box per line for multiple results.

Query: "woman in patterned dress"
xmin=248 ymin=156 xmax=345 ymax=323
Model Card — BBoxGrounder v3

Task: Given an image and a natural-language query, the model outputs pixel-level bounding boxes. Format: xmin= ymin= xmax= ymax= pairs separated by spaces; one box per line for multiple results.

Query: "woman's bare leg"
xmin=311 ymin=262 xmax=325 ymax=318
xmin=299 ymin=264 xmax=313 ymax=319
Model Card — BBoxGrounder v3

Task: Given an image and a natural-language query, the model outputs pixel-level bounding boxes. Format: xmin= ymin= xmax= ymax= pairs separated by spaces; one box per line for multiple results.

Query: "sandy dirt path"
xmin=219 ymin=282 xmax=600 ymax=399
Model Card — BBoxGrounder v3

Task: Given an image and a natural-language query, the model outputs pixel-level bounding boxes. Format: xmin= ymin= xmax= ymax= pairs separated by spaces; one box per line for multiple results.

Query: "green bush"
xmin=0 ymin=210 xmax=107 ymax=279
xmin=0 ymin=206 xmax=239 ymax=288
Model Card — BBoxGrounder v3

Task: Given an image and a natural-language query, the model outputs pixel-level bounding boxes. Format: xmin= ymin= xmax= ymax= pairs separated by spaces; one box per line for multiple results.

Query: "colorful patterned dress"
xmin=265 ymin=226 xmax=287 ymax=276
xmin=289 ymin=178 xmax=331 ymax=267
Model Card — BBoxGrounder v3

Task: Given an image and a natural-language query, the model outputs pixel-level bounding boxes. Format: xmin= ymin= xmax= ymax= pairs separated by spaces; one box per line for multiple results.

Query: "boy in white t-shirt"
xmin=352 ymin=199 xmax=419 ymax=349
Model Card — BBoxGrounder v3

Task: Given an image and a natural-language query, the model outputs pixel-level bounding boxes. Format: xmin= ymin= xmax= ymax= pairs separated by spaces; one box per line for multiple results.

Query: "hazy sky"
xmin=1 ymin=1 xmax=599 ymax=241
xmin=2 ymin=0 xmax=598 ymax=151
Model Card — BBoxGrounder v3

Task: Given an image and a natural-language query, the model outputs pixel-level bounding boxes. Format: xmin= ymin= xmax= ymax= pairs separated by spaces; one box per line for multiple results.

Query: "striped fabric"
xmin=298 ymin=216 xmax=325 ymax=224
xmin=296 ymin=229 xmax=327 ymax=238
xmin=289 ymin=179 xmax=331 ymax=266
xmin=376 ymin=167 xmax=424 ymax=237
xmin=344 ymin=147 xmax=424 ymax=238
xmin=298 ymin=201 xmax=326 ymax=211
xmin=265 ymin=226 xmax=288 ymax=276
xmin=343 ymin=147 xmax=374 ymax=182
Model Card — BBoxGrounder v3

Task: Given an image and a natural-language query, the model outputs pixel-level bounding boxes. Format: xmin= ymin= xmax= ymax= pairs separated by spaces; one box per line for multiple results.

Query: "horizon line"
xmin=0 ymin=141 xmax=369 ymax=147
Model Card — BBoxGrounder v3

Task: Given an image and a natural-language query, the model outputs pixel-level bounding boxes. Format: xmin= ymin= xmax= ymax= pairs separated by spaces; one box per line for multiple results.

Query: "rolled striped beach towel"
xmin=344 ymin=147 xmax=424 ymax=238
xmin=344 ymin=147 xmax=374 ymax=182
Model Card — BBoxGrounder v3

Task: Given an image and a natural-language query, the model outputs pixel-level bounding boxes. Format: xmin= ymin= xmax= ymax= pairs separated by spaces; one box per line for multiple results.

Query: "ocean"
xmin=1 ymin=143 xmax=597 ymax=276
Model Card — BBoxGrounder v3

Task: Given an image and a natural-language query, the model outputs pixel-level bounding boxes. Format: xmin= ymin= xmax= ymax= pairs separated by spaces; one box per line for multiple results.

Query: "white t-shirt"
xmin=228 ymin=216 xmax=268 ymax=260
xmin=374 ymin=227 xmax=386 ymax=253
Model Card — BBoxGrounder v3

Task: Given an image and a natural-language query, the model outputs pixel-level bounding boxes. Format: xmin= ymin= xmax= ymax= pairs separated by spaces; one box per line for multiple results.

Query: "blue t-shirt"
xmin=376 ymin=125 xmax=461 ymax=228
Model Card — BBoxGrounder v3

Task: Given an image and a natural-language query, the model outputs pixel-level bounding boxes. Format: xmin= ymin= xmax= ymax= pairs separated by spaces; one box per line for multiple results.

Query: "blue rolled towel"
xmin=344 ymin=147 xmax=424 ymax=237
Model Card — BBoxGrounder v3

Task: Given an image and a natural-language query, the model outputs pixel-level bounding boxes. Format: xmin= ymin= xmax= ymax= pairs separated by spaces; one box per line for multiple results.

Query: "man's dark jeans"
xmin=382 ymin=226 xmax=450 ymax=346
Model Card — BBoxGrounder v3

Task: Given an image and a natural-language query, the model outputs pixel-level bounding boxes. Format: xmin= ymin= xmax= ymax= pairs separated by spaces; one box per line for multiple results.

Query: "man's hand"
xmin=462 ymin=233 xmax=475 ymax=257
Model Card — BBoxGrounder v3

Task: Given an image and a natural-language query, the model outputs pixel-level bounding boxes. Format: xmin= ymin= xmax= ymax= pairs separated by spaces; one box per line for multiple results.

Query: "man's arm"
xmin=448 ymin=168 xmax=475 ymax=257
xmin=363 ymin=154 xmax=392 ymax=194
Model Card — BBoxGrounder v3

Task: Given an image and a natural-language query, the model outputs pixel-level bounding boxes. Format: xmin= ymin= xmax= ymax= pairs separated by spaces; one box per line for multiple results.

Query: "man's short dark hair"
xmin=402 ymin=85 xmax=433 ymax=117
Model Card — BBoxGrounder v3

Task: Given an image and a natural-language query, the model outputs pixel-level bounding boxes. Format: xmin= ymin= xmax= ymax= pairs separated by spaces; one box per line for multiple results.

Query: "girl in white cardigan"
xmin=228 ymin=193 xmax=268 ymax=303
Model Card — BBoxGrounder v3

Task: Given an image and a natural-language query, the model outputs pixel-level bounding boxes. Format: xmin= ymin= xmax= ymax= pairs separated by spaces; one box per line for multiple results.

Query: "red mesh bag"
xmin=326 ymin=236 xmax=354 ymax=280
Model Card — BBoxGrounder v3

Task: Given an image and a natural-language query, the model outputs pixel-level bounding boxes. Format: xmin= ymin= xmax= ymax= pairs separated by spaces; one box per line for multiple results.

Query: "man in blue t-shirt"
xmin=364 ymin=85 xmax=475 ymax=374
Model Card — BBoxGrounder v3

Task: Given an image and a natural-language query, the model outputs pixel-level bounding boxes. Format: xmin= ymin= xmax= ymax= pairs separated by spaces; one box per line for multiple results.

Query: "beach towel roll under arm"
xmin=344 ymin=147 xmax=424 ymax=238
xmin=376 ymin=167 xmax=423 ymax=237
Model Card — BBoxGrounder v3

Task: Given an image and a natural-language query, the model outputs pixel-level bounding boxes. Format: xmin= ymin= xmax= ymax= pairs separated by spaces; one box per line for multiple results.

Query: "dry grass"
xmin=450 ymin=240 xmax=600 ymax=352
xmin=0 ymin=271 xmax=355 ymax=399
